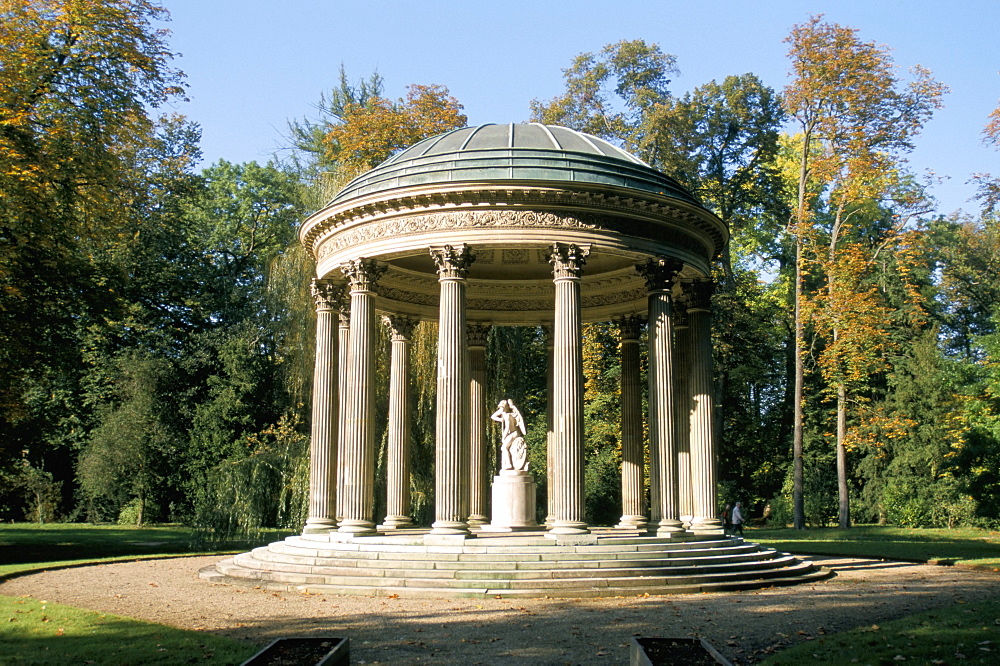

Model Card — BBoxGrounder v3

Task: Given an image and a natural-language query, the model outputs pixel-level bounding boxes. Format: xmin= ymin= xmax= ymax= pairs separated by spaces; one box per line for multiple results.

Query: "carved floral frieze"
xmin=316 ymin=210 xmax=601 ymax=262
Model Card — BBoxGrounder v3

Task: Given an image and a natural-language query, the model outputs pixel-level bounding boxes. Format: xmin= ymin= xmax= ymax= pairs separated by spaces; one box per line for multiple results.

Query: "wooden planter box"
xmin=241 ymin=637 xmax=350 ymax=666
xmin=630 ymin=636 xmax=731 ymax=666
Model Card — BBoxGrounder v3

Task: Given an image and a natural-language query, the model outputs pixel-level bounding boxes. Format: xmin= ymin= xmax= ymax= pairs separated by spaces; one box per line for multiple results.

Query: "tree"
xmin=643 ymin=74 xmax=788 ymax=285
xmin=0 ymin=0 xmax=185 ymax=466
xmin=322 ymin=84 xmax=466 ymax=175
xmin=77 ymin=351 xmax=179 ymax=524
xmin=974 ymin=84 xmax=1000 ymax=211
xmin=530 ymin=39 xmax=676 ymax=150
xmin=784 ymin=15 xmax=946 ymax=528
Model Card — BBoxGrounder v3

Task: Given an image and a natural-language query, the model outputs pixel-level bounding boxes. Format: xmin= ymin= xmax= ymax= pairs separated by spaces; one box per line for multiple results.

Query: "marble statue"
xmin=491 ymin=399 xmax=529 ymax=472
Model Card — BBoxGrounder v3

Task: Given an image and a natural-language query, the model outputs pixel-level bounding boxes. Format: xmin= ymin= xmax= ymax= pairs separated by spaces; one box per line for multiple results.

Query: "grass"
xmin=0 ymin=523 xmax=292 ymax=578
xmin=761 ymin=596 xmax=1000 ymax=665
xmin=748 ymin=525 xmax=1000 ymax=665
xmin=0 ymin=596 xmax=257 ymax=665
xmin=750 ymin=524 xmax=1000 ymax=568
xmin=0 ymin=523 xmax=280 ymax=665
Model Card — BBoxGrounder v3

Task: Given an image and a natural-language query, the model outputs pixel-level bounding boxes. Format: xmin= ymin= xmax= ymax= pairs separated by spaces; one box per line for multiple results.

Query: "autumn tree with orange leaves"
xmin=784 ymin=15 xmax=946 ymax=528
xmin=0 ymin=0 xmax=185 ymax=450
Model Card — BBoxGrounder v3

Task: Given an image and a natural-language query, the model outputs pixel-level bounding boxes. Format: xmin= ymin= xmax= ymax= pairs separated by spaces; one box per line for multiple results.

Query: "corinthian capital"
xmin=382 ymin=314 xmax=418 ymax=341
xmin=617 ymin=314 xmax=645 ymax=341
xmin=430 ymin=244 xmax=475 ymax=280
xmin=340 ymin=258 xmax=385 ymax=292
xmin=682 ymin=278 xmax=715 ymax=311
xmin=549 ymin=243 xmax=590 ymax=280
xmin=310 ymin=279 xmax=344 ymax=311
xmin=636 ymin=257 xmax=684 ymax=293
xmin=467 ymin=322 xmax=491 ymax=348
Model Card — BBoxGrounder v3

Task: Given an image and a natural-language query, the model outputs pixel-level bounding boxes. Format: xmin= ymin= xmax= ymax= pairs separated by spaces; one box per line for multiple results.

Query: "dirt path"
xmin=3 ymin=555 xmax=999 ymax=664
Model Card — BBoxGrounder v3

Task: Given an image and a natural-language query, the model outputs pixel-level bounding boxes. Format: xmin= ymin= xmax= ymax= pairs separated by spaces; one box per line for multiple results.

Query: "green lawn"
xmin=761 ymin=596 xmax=1000 ymax=665
xmin=751 ymin=524 xmax=1000 ymax=567
xmin=0 ymin=523 xmax=292 ymax=578
xmin=0 ymin=596 xmax=257 ymax=665
xmin=750 ymin=525 xmax=1000 ymax=665
xmin=0 ymin=523 xmax=273 ymax=665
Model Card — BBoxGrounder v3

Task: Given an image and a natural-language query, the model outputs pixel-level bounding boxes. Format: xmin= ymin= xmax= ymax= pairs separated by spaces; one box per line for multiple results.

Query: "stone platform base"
xmin=200 ymin=528 xmax=832 ymax=599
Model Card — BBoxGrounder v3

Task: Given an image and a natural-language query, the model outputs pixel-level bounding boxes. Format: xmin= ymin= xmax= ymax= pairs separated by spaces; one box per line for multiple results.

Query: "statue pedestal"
xmin=480 ymin=470 xmax=537 ymax=532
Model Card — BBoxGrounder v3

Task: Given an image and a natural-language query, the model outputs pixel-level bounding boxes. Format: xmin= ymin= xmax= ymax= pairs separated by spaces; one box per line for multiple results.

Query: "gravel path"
xmin=3 ymin=555 xmax=999 ymax=664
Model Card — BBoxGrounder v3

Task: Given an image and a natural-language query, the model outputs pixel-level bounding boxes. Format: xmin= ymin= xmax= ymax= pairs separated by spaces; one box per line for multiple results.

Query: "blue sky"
xmin=160 ymin=0 xmax=999 ymax=216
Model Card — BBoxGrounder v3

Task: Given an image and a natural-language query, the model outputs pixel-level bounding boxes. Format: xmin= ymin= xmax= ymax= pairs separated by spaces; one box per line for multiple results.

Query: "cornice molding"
xmin=302 ymin=184 xmax=727 ymax=262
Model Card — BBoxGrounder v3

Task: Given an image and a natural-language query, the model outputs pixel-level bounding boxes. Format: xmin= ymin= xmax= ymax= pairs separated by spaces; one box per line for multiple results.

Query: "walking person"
xmin=721 ymin=503 xmax=732 ymax=535
xmin=731 ymin=501 xmax=745 ymax=536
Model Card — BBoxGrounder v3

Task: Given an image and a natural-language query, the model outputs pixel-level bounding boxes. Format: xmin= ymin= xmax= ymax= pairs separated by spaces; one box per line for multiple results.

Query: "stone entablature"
xmin=303 ymin=185 xmax=724 ymax=274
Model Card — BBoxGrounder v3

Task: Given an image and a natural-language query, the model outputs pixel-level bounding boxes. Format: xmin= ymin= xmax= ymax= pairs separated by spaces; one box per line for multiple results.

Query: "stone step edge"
xmin=213 ymin=556 xmax=810 ymax=588
xmin=237 ymin=548 xmax=784 ymax=573
xmin=250 ymin=541 xmax=770 ymax=562
xmin=268 ymin=540 xmax=757 ymax=561
xmin=200 ymin=565 xmax=831 ymax=599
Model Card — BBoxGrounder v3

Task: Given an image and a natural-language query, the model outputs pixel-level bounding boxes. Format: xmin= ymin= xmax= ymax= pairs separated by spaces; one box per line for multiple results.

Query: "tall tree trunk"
xmin=793 ymin=240 xmax=806 ymax=530
xmin=829 ymin=205 xmax=850 ymax=530
xmin=837 ymin=381 xmax=850 ymax=528
xmin=791 ymin=126 xmax=812 ymax=531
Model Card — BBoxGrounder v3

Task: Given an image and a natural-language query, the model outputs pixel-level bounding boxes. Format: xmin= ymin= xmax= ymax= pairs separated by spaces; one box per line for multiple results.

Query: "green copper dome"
xmin=328 ymin=123 xmax=699 ymax=206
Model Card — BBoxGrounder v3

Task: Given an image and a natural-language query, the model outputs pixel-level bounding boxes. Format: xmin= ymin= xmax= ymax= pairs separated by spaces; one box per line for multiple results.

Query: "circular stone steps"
xmin=200 ymin=529 xmax=831 ymax=598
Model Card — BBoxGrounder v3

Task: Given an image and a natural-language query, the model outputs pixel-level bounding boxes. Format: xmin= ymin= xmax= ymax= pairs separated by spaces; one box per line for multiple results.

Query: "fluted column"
xmin=548 ymin=243 xmax=590 ymax=535
xmin=430 ymin=245 xmax=474 ymax=535
xmin=468 ymin=322 xmax=491 ymax=526
xmin=686 ymin=278 xmax=724 ymax=533
xmin=304 ymin=279 xmax=343 ymax=533
xmin=543 ymin=324 xmax=555 ymax=526
xmin=380 ymin=315 xmax=418 ymax=529
xmin=638 ymin=257 xmax=685 ymax=536
xmin=617 ymin=315 xmax=647 ymax=529
xmin=673 ymin=300 xmax=694 ymax=526
xmin=335 ymin=302 xmax=350 ymax=523
xmin=337 ymin=258 xmax=384 ymax=535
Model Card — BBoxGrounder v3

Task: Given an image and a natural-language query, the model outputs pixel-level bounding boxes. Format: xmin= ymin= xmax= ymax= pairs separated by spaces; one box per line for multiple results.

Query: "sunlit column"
xmin=430 ymin=245 xmax=474 ymax=536
xmin=548 ymin=243 xmax=590 ymax=535
xmin=638 ymin=257 xmax=685 ymax=536
xmin=304 ymin=279 xmax=343 ymax=533
xmin=380 ymin=314 xmax=418 ymax=529
xmin=337 ymin=258 xmax=384 ymax=535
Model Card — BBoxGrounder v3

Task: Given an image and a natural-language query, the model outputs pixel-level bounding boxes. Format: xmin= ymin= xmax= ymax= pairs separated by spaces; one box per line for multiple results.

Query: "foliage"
xmin=77 ymin=351 xmax=179 ymax=525
xmin=193 ymin=412 xmax=309 ymax=541
xmin=783 ymin=14 xmax=946 ymax=528
xmin=10 ymin=463 xmax=62 ymax=524
xmin=0 ymin=0 xmax=185 ymax=439
xmin=530 ymin=39 xmax=676 ymax=149
xmin=322 ymin=83 xmax=466 ymax=175
xmin=644 ymin=73 xmax=788 ymax=282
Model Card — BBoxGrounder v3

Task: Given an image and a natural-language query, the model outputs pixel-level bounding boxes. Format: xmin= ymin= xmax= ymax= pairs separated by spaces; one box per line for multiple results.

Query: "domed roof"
xmin=328 ymin=123 xmax=699 ymax=206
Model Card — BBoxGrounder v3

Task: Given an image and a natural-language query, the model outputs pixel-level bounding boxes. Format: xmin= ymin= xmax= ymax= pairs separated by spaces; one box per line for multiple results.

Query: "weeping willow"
xmin=193 ymin=413 xmax=310 ymax=542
